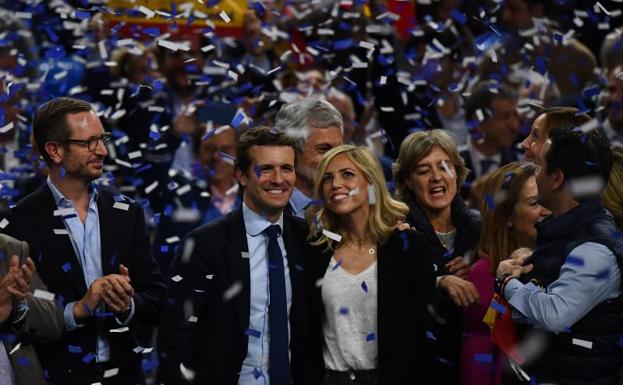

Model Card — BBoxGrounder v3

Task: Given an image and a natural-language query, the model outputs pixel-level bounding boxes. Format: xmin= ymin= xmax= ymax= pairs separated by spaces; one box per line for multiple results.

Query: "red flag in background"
xmin=484 ymin=294 xmax=525 ymax=365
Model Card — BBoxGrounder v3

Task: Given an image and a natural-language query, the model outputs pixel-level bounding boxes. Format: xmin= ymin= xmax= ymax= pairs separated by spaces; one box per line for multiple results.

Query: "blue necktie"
xmin=263 ymin=225 xmax=291 ymax=385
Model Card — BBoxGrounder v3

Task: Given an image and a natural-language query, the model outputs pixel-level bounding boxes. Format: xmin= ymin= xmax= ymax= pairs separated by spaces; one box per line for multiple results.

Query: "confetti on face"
xmin=348 ymin=187 xmax=360 ymax=197
xmin=441 ymin=160 xmax=454 ymax=179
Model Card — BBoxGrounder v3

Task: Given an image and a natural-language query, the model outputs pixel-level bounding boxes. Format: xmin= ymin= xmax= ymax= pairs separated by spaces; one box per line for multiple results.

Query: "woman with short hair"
xmin=392 ymin=129 xmax=482 ymax=385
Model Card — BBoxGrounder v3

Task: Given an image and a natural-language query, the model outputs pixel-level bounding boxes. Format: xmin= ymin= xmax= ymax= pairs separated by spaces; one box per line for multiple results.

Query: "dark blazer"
xmin=307 ymin=230 xmax=437 ymax=385
xmin=405 ymin=194 xmax=482 ymax=385
xmin=0 ymin=184 xmax=166 ymax=385
xmin=0 ymin=234 xmax=64 ymax=385
xmin=459 ymin=145 xmax=520 ymax=200
xmin=158 ymin=206 xmax=314 ymax=385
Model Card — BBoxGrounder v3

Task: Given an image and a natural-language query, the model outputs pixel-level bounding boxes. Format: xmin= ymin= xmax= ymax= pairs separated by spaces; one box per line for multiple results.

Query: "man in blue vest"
xmin=496 ymin=128 xmax=623 ymax=385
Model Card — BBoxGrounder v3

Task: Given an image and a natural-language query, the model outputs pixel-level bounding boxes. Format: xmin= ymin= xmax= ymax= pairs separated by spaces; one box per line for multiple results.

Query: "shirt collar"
xmin=242 ymin=201 xmax=284 ymax=237
xmin=289 ymin=187 xmax=313 ymax=215
xmin=46 ymin=176 xmax=99 ymax=207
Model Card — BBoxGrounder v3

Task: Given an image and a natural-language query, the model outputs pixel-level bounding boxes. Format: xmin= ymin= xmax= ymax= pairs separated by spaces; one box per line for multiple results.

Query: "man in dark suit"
xmin=0 ymin=234 xmax=64 ymax=385
xmin=158 ymin=126 xmax=313 ymax=385
xmin=0 ymin=97 xmax=165 ymax=385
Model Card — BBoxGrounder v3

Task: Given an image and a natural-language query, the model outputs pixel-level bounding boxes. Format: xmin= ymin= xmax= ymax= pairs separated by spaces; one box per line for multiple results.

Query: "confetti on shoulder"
xmin=33 ymin=289 xmax=55 ymax=301
xmin=113 ymin=202 xmax=130 ymax=211
xmin=322 ymin=229 xmax=342 ymax=242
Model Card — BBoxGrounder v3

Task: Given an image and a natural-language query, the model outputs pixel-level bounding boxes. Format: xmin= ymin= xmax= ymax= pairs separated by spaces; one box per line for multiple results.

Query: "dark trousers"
xmin=322 ymin=369 xmax=378 ymax=385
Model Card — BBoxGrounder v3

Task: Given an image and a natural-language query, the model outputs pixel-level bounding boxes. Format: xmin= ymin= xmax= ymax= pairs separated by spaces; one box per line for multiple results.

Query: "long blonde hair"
xmin=309 ymin=145 xmax=408 ymax=249
xmin=477 ymin=161 xmax=537 ymax=274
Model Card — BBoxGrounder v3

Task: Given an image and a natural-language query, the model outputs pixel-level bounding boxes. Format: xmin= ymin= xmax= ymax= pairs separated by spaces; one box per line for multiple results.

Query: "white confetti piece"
xmin=137 ymin=5 xmax=155 ymax=18
xmin=188 ymin=316 xmax=198 ymax=323
xmin=348 ymin=187 xmax=360 ymax=197
xmin=379 ymin=76 xmax=387 ymax=85
xmin=171 ymin=275 xmax=183 ymax=282
xmin=322 ymin=229 xmax=342 ymax=242
xmin=180 ymin=238 xmax=195 ymax=264
xmin=127 ymin=150 xmax=142 ymax=160
xmin=33 ymin=289 xmax=55 ymax=301
xmin=0 ymin=121 xmax=14 ymax=133
xmin=475 ymin=109 xmax=485 ymax=121
xmin=158 ymin=39 xmax=179 ymax=52
xmin=180 ymin=363 xmax=195 ymax=381
xmin=572 ymin=338 xmax=593 ymax=349
xmin=176 ymin=184 xmax=192 ymax=196
xmin=53 ymin=229 xmax=69 ymax=235
xmin=9 ymin=342 xmax=21 ymax=355
xmin=367 ymin=185 xmax=377 ymax=205
xmin=110 ymin=327 xmax=129 ymax=333
xmin=166 ymin=236 xmax=180 ymax=244
xmin=240 ymin=252 xmax=250 ymax=259
xmin=206 ymin=274 xmax=214 ymax=280
xmin=144 ymin=181 xmax=159 ymax=195
xmin=219 ymin=10 xmax=231 ymax=23
xmin=441 ymin=160 xmax=454 ymax=178
xmin=113 ymin=202 xmax=130 ymax=211
xmin=380 ymin=106 xmax=394 ymax=112
xmin=103 ymin=368 xmax=119 ymax=378
xmin=569 ymin=176 xmax=604 ymax=199
xmin=0 ymin=218 xmax=9 ymax=229
xmin=223 ymin=281 xmax=243 ymax=301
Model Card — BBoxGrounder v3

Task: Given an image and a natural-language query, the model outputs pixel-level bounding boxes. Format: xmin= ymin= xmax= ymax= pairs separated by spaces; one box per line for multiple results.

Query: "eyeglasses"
xmin=61 ymin=133 xmax=111 ymax=151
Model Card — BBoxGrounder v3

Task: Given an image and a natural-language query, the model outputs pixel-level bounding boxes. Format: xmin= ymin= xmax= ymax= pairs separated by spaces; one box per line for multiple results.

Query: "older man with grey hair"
xmin=275 ymin=97 xmax=343 ymax=218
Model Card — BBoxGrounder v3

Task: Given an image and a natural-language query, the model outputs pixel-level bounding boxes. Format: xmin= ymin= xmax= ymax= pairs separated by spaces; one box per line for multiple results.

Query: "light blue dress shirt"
xmin=289 ymin=187 xmax=312 ymax=219
xmin=505 ymin=242 xmax=621 ymax=332
xmin=239 ymin=202 xmax=292 ymax=385
xmin=47 ymin=178 xmax=135 ymax=363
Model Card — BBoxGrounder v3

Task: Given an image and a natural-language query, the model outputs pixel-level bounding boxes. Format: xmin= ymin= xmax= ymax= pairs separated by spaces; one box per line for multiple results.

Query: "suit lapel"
xmin=224 ymin=208 xmax=251 ymax=334
xmin=34 ymin=185 xmax=87 ymax=294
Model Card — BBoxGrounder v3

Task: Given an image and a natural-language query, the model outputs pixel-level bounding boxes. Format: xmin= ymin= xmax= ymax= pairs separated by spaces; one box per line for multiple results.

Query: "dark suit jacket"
xmin=459 ymin=145 xmax=520 ymax=200
xmin=158 ymin=207 xmax=314 ymax=385
xmin=0 ymin=234 xmax=64 ymax=385
xmin=0 ymin=184 xmax=166 ymax=385
xmin=306 ymin=230 xmax=437 ymax=385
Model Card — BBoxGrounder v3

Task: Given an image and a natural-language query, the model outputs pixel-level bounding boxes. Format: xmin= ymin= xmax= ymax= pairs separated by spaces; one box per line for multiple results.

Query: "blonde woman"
xmin=307 ymin=145 xmax=436 ymax=385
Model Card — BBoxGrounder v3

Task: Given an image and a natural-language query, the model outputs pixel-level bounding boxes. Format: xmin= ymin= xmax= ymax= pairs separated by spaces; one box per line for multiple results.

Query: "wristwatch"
xmin=494 ymin=273 xmax=515 ymax=298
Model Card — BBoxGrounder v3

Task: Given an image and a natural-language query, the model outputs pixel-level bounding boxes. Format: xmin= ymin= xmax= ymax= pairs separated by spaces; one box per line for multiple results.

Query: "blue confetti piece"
xmin=563 ymin=326 xmax=572 ymax=333
xmin=230 ymin=111 xmax=245 ymax=128
xmin=245 ymin=328 xmax=262 ymax=338
xmin=490 ymin=300 xmax=506 ymax=314
xmin=0 ymin=172 xmax=16 ymax=180
xmin=333 ymin=38 xmax=353 ymax=50
xmin=450 ymin=9 xmax=467 ymax=24
xmin=74 ymin=10 xmax=90 ymax=19
xmin=565 ymin=255 xmax=584 ymax=267
xmin=160 ymin=245 xmax=169 ymax=253
xmin=294 ymin=264 xmax=304 ymax=272
xmin=338 ymin=306 xmax=349 ymax=315
xmin=426 ymin=330 xmax=437 ymax=340
xmin=143 ymin=27 xmax=160 ymax=37
xmin=474 ymin=353 xmax=493 ymax=363
xmin=332 ymin=259 xmax=343 ymax=271
xmin=254 ymin=165 xmax=261 ymax=178
xmin=16 ymin=356 xmax=30 ymax=367
xmin=595 ymin=268 xmax=610 ymax=280
xmin=142 ymin=357 xmax=159 ymax=373
xmin=153 ymin=79 xmax=164 ymax=91
xmin=253 ymin=368 xmax=263 ymax=379
xmin=82 ymin=352 xmax=96 ymax=363
xmin=484 ymin=194 xmax=495 ymax=210
xmin=361 ymin=281 xmax=368 ymax=293
xmin=400 ymin=232 xmax=409 ymax=250
xmin=535 ymin=56 xmax=547 ymax=75
xmin=62 ymin=262 xmax=71 ymax=272
xmin=366 ymin=332 xmax=375 ymax=341
xmin=68 ymin=345 xmax=82 ymax=353
xmin=252 ymin=1 xmax=266 ymax=17
xmin=45 ymin=27 xmax=59 ymax=43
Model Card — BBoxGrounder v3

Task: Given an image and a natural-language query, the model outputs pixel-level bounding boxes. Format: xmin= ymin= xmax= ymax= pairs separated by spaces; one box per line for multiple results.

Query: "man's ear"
xmin=236 ymin=167 xmax=248 ymax=187
xmin=551 ymin=169 xmax=566 ymax=191
xmin=44 ymin=142 xmax=63 ymax=164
